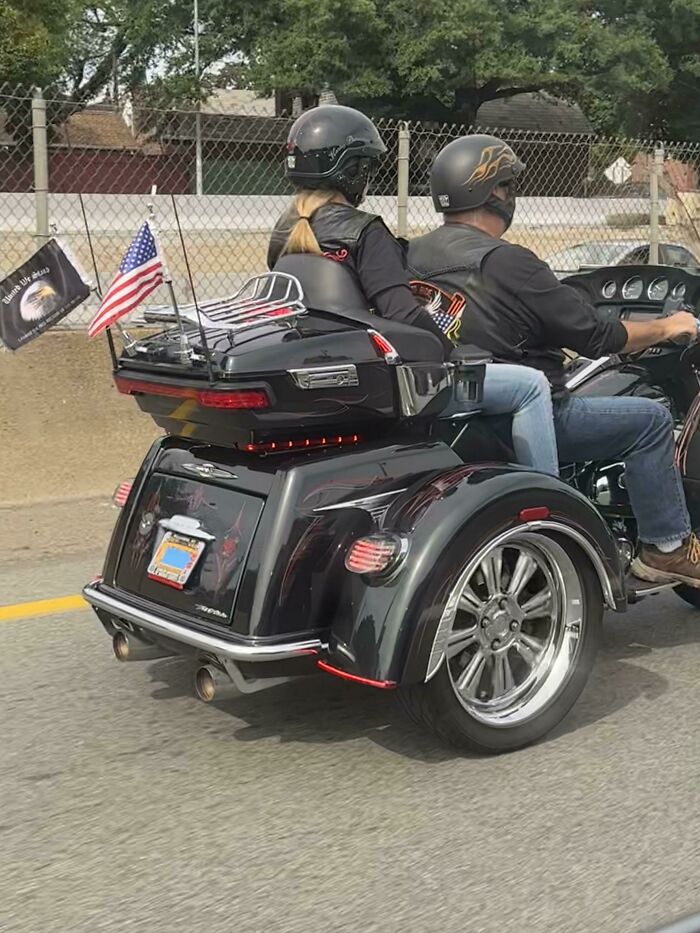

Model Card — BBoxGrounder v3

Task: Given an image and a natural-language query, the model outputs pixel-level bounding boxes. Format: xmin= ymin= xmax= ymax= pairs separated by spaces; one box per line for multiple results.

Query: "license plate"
xmin=147 ymin=532 xmax=206 ymax=589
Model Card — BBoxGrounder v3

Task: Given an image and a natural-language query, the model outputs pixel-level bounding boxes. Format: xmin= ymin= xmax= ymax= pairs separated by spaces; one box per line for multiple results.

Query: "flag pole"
xmin=76 ymin=192 xmax=131 ymax=366
xmin=170 ymin=193 xmax=215 ymax=383
xmin=146 ymin=187 xmax=190 ymax=361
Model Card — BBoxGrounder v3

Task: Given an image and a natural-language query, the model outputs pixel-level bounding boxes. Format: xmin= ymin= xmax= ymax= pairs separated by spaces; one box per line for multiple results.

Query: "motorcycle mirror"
xmin=649 ymin=912 xmax=700 ymax=933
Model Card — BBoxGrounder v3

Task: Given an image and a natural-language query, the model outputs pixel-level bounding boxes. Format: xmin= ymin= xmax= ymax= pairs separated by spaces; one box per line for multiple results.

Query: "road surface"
xmin=2 ymin=547 xmax=700 ymax=933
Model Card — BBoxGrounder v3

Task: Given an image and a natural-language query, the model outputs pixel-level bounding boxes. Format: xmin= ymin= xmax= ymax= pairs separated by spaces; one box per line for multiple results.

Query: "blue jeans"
xmin=444 ymin=364 xmax=560 ymax=475
xmin=553 ymin=395 xmax=692 ymax=546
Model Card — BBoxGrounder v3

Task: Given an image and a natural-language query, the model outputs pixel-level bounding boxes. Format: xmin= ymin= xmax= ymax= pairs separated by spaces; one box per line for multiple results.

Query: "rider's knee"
xmin=645 ymin=400 xmax=674 ymax=437
xmin=520 ymin=367 xmax=550 ymax=402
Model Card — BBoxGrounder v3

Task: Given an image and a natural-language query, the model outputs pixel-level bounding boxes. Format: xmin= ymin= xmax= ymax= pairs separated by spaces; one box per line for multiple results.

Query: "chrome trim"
xmin=157 ymin=515 xmax=215 ymax=542
xmin=395 ymin=362 xmax=454 ymax=417
xmin=143 ymin=271 xmax=307 ymax=334
xmin=83 ymin=585 xmax=325 ymax=661
xmin=181 ymin=462 xmax=237 ymax=480
xmin=314 ymin=488 xmax=407 ymax=523
xmin=288 ymin=364 xmax=359 ymax=389
xmin=425 ymin=518 xmax=618 ymax=683
xmin=565 ymin=356 xmax=611 ymax=391
xmin=523 ymin=520 xmax=617 ymax=609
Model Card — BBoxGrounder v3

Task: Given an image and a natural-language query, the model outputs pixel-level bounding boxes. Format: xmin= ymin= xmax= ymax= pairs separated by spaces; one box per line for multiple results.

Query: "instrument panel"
xmin=562 ymin=264 xmax=700 ymax=323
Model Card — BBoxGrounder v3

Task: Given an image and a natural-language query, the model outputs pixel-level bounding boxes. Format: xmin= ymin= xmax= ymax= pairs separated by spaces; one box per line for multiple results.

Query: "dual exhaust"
xmin=112 ymin=630 xmax=237 ymax=702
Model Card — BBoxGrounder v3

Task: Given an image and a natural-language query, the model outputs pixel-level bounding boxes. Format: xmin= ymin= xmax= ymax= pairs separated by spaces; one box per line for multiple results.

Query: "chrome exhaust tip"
xmin=112 ymin=630 xmax=173 ymax=662
xmin=194 ymin=664 xmax=238 ymax=702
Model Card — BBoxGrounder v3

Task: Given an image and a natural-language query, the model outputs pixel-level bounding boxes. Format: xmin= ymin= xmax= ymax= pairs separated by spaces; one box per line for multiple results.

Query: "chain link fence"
xmin=1 ymin=87 xmax=700 ymax=328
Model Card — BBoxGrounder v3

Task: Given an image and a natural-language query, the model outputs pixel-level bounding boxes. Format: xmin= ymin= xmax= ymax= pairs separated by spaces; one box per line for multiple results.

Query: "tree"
xmin=234 ymin=0 xmax=670 ymax=128
xmin=0 ymin=0 xmax=78 ymax=89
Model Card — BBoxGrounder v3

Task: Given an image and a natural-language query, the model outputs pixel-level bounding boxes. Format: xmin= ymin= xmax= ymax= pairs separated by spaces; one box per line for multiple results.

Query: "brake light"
xmin=244 ymin=434 xmax=360 ymax=454
xmin=345 ymin=533 xmax=407 ymax=575
xmin=114 ymin=375 xmax=269 ymax=409
xmin=519 ymin=506 xmax=551 ymax=522
xmin=316 ymin=661 xmax=396 ymax=689
xmin=368 ymin=329 xmax=400 ymax=364
xmin=112 ymin=481 xmax=133 ymax=508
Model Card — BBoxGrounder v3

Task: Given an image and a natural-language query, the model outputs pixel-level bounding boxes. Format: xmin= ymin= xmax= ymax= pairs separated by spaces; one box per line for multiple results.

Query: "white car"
xmin=545 ymin=240 xmax=700 ymax=278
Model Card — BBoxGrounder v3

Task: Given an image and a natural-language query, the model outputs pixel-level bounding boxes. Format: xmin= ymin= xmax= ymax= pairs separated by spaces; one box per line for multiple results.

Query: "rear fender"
xmin=324 ymin=465 xmax=625 ymax=686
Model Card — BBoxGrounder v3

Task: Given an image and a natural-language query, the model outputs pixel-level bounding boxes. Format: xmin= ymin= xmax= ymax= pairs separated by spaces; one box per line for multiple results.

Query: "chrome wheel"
xmin=444 ymin=532 xmax=584 ymax=727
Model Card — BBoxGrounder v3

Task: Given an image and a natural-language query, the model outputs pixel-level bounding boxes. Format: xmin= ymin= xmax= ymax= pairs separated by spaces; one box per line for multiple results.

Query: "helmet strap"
xmin=484 ymin=192 xmax=516 ymax=232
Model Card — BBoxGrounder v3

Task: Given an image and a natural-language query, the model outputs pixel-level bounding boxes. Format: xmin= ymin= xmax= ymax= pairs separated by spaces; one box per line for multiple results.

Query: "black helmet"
xmin=430 ymin=134 xmax=525 ymax=228
xmin=285 ymin=104 xmax=387 ymax=206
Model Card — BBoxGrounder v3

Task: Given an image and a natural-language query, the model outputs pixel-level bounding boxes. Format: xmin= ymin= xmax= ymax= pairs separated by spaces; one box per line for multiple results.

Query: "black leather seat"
xmin=274 ymin=253 xmax=445 ymax=363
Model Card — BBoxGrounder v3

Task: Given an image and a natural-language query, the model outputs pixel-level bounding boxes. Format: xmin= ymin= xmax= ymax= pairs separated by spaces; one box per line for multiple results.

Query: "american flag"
xmin=88 ymin=222 xmax=164 ymax=337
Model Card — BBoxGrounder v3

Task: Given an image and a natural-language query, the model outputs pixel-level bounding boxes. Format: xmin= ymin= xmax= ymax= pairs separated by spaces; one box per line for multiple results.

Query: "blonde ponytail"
xmin=281 ymin=189 xmax=339 ymax=256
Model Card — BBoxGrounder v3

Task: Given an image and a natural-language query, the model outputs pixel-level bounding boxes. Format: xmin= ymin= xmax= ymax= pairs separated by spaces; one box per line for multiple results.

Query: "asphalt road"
xmin=2 ymin=550 xmax=700 ymax=933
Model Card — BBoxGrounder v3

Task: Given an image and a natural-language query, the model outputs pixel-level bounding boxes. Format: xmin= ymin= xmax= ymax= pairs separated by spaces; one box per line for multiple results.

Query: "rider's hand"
xmin=661 ymin=311 xmax=698 ymax=343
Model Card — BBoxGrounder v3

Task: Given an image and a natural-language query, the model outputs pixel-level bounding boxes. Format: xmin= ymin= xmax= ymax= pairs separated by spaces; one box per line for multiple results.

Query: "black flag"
xmin=0 ymin=239 xmax=91 ymax=350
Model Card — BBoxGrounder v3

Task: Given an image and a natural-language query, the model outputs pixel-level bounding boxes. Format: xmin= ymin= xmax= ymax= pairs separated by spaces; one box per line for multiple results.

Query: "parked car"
xmin=545 ymin=240 xmax=700 ymax=277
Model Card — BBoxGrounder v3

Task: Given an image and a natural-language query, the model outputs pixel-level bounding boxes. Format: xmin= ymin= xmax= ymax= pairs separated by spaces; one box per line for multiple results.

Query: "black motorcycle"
xmin=82 ymin=256 xmax=699 ymax=755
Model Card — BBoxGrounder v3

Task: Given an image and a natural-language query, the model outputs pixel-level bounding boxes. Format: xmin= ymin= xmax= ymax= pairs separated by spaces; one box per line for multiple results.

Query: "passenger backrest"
xmin=273 ymin=254 xmax=370 ymax=318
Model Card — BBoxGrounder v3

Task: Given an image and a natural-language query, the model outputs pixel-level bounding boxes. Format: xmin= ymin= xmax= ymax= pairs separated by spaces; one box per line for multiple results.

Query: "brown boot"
xmin=631 ymin=533 xmax=700 ymax=588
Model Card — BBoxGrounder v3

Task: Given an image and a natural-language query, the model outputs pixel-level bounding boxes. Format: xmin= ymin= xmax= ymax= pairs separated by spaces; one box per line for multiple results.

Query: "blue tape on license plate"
xmin=147 ymin=532 xmax=205 ymax=589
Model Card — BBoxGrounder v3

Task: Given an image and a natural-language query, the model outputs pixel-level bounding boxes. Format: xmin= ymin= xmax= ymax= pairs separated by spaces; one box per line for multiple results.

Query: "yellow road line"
xmin=0 ymin=594 xmax=86 ymax=623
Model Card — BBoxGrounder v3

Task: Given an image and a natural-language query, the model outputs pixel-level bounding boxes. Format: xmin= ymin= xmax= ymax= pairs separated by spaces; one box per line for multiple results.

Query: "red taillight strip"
xmin=114 ymin=375 xmax=269 ymax=410
xmin=316 ymin=660 xmax=397 ymax=689
xmin=245 ymin=434 xmax=360 ymax=454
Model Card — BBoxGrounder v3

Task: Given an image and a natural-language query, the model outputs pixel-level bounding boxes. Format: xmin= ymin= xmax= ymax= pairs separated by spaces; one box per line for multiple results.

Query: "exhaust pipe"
xmin=194 ymin=664 xmax=239 ymax=703
xmin=112 ymin=629 xmax=174 ymax=662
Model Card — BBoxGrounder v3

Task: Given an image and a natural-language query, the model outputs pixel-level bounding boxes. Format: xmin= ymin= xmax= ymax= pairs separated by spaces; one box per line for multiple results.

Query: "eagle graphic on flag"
xmin=410 ymin=280 xmax=465 ymax=342
xmin=88 ymin=221 xmax=164 ymax=337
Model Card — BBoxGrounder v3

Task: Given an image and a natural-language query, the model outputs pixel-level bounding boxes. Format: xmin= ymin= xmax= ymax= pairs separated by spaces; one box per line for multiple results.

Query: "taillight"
xmin=114 ymin=375 xmax=269 ymax=409
xmin=113 ymin=481 xmax=133 ymax=508
xmin=244 ymin=434 xmax=360 ymax=454
xmin=368 ymin=329 xmax=400 ymax=364
xmin=345 ymin=533 xmax=407 ymax=575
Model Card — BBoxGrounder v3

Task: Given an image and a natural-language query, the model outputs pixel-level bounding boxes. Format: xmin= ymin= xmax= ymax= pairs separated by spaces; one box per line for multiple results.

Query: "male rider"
xmin=408 ymin=134 xmax=700 ymax=587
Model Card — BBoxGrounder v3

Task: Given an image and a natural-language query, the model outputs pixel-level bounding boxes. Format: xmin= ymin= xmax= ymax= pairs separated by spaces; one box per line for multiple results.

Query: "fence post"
xmin=31 ymin=87 xmax=49 ymax=244
xmin=397 ymin=122 xmax=410 ymax=238
xmin=649 ymin=144 xmax=664 ymax=264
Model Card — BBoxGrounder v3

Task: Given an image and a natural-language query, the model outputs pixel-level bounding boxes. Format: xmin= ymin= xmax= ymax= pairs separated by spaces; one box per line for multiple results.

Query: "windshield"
xmin=546 ymin=242 xmax=632 ymax=271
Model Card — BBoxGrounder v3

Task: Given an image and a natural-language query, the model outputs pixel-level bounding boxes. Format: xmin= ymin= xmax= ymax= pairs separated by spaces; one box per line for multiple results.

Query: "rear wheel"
xmin=398 ymin=529 xmax=602 ymax=754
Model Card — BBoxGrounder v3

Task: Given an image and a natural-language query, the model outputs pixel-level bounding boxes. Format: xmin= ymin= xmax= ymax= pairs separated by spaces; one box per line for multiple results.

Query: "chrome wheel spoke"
xmin=515 ymin=632 xmax=545 ymax=668
xmin=459 ymin=586 xmax=485 ymax=616
xmin=521 ymin=586 xmax=553 ymax=620
xmin=480 ymin=549 xmax=503 ymax=598
xmin=456 ymin=649 xmax=486 ymax=697
xmin=446 ymin=627 xmax=479 ymax=658
xmin=507 ymin=552 xmax=538 ymax=599
xmin=491 ymin=653 xmax=516 ymax=697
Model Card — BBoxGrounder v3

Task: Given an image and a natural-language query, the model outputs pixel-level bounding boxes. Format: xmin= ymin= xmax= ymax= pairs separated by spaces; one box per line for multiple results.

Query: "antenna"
xmin=170 ymin=193 xmax=215 ymax=383
xmin=146 ymin=187 xmax=190 ymax=362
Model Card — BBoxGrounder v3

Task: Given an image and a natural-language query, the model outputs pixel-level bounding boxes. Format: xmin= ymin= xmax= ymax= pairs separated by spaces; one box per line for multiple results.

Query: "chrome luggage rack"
xmin=141 ymin=272 xmax=307 ymax=334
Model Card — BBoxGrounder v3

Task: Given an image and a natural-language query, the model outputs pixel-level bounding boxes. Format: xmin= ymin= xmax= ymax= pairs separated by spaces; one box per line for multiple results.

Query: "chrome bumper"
xmin=82 ymin=585 xmax=325 ymax=662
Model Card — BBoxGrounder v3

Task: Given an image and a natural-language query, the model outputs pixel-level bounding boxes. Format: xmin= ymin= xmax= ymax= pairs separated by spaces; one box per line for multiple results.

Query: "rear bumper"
xmin=82 ymin=584 xmax=325 ymax=662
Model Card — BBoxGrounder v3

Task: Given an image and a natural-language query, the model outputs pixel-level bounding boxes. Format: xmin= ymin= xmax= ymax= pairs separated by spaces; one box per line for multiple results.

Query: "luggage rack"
xmin=140 ymin=272 xmax=307 ymax=334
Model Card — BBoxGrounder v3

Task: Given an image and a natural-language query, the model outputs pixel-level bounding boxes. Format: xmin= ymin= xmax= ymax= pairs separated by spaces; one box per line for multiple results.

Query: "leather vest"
xmin=267 ymin=203 xmax=384 ymax=271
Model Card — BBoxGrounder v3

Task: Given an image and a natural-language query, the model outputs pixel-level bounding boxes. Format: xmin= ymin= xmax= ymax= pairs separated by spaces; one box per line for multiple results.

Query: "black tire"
xmin=398 ymin=532 xmax=603 ymax=754
xmin=675 ymin=584 xmax=700 ymax=609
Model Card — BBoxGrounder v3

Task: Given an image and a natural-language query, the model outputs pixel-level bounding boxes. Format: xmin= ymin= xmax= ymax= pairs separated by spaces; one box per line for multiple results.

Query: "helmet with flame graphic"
xmin=429 ymin=134 xmax=525 ymax=216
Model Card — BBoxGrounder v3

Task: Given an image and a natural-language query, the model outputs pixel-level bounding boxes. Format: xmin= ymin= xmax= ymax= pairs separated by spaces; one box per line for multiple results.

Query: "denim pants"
xmin=553 ymin=395 xmax=692 ymax=546
xmin=443 ymin=364 xmax=560 ymax=475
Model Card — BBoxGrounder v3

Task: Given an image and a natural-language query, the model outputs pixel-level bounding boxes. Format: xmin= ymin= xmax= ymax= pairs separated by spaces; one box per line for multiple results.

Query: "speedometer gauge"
xmin=601 ymin=280 xmax=617 ymax=299
xmin=672 ymin=282 xmax=687 ymax=300
xmin=622 ymin=276 xmax=644 ymax=300
xmin=647 ymin=277 xmax=669 ymax=301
